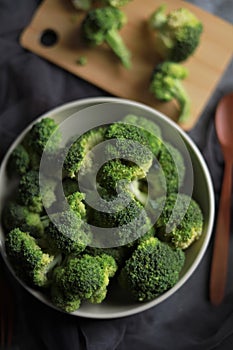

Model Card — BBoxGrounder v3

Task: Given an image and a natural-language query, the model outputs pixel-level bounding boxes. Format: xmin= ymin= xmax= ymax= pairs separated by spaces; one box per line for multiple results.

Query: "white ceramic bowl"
xmin=0 ymin=97 xmax=215 ymax=318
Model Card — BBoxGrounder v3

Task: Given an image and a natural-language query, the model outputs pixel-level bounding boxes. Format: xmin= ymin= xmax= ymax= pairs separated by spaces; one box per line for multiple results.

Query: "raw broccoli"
xmin=5 ymin=228 xmax=59 ymax=287
xmin=151 ymin=141 xmax=185 ymax=196
xmin=155 ymin=193 xmax=203 ymax=249
xmin=7 ymin=144 xmax=30 ymax=177
xmin=21 ymin=118 xmax=61 ymax=171
xmin=150 ymin=61 xmax=190 ymax=123
xmin=23 ymin=118 xmax=61 ymax=157
xmin=81 ymin=6 xmax=131 ymax=68
xmin=63 ymin=127 xmax=106 ymax=179
xmin=51 ymin=254 xmax=117 ymax=312
xmin=89 ymin=191 xmax=151 ymax=246
xmin=3 ymin=202 xmax=44 ymax=238
xmin=149 ymin=5 xmax=203 ymax=62
xmin=66 ymin=191 xmax=86 ymax=219
xmin=119 ymin=237 xmax=185 ymax=301
xmin=104 ymin=122 xmax=153 ymax=172
xmin=85 ymin=245 xmax=130 ymax=267
xmin=122 ymin=114 xmax=162 ymax=156
xmin=18 ymin=170 xmax=57 ymax=213
xmin=97 ymin=159 xmax=146 ymax=194
xmin=44 ymin=210 xmax=91 ymax=255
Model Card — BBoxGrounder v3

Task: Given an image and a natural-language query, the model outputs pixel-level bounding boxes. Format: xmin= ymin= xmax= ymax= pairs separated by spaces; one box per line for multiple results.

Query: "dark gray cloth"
xmin=0 ymin=1 xmax=233 ymax=349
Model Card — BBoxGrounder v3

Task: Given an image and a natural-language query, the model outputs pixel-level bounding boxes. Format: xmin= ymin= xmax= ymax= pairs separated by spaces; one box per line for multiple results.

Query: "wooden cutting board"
xmin=20 ymin=0 xmax=233 ymax=130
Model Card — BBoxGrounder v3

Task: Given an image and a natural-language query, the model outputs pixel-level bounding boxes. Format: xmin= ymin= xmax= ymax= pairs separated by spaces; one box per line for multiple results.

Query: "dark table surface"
xmin=0 ymin=1 xmax=233 ymax=349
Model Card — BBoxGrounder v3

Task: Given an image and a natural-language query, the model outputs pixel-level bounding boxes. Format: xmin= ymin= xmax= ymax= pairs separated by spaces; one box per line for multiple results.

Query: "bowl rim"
xmin=0 ymin=97 xmax=215 ymax=319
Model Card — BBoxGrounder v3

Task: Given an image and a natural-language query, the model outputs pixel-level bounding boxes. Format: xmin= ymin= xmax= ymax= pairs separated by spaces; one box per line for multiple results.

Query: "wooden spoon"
xmin=209 ymin=92 xmax=233 ymax=305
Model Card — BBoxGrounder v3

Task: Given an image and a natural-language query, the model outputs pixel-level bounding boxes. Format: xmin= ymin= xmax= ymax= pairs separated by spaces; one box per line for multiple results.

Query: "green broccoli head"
xmin=85 ymin=245 xmax=130 ymax=268
xmin=149 ymin=5 xmax=203 ymax=62
xmin=152 ymin=141 xmax=185 ymax=196
xmin=51 ymin=282 xmax=81 ymax=313
xmin=18 ymin=170 xmax=57 ymax=213
xmin=44 ymin=210 xmax=91 ymax=255
xmin=97 ymin=159 xmax=145 ymax=194
xmin=5 ymin=228 xmax=57 ymax=287
xmin=66 ymin=191 xmax=86 ymax=219
xmin=23 ymin=118 xmax=61 ymax=156
xmin=119 ymin=237 xmax=185 ymax=301
xmin=155 ymin=193 xmax=204 ymax=249
xmin=63 ymin=127 xmax=106 ymax=179
xmin=18 ymin=170 xmax=43 ymax=213
xmin=7 ymin=144 xmax=30 ymax=177
xmin=3 ymin=202 xmax=44 ymax=238
xmin=150 ymin=61 xmax=190 ymax=122
xmin=51 ymin=253 xmax=117 ymax=311
xmin=122 ymin=114 xmax=162 ymax=156
xmin=104 ymin=122 xmax=153 ymax=172
xmin=81 ymin=6 xmax=131 ymax=68
xmin=89 ymin=190 xmax=152 ymax=246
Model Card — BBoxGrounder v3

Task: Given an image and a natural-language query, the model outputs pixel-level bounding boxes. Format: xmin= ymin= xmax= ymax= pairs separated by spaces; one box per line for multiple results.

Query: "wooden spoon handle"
xmin=209 ymin=159 xmax=233 ymax=305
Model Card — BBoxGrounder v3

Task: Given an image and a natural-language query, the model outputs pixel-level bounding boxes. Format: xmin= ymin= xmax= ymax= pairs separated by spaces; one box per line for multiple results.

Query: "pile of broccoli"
xmin=69 ymin=2 xmax=203 ymax=122
xmin=2 ymin=114 xmax=204 ymax=312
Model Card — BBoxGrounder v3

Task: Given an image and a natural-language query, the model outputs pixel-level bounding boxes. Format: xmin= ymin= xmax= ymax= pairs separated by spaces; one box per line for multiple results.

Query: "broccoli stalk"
xmin=101 ymin=0 xmax=133 ymax=7
xmin=71 ymin=0 xmax=92 ymax=11
xmin=149 ymin=5 xmax=203 ymax=62
xmin=81 ymin=7 xmax=131 ymax=68
xmin=150 ymin=61 xmax=190 ymax=123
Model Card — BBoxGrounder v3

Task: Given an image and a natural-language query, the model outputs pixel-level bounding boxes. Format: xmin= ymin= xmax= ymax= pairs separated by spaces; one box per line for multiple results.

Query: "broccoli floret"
xmin=150 ymin=61 xmax=190 ymax=123
xmin=122 ymin=114 xmax=162 ymax=156
xmin=51 ymin=254 xmax=117 ymax=312
xmin=44 ymin=210 xmax=91 ymax=255
xmin=5 ymin=228 xmax=59 ymax=287
xmin=155 ymin=193 xmax=203 ymax=249
xmin=154 ymin=142 xmax=185 ymax=196
xmin=97 ymin=159 xmax=145 ymax=195
xmin=85 ymin=245 xmax=130 ymax=267
xmin=104 ymin=122 xmax=153 ymax=172
xmin=7 ymin=144 xmax=30 ymax=177
xmin=23 ymin=118 xmax=61 ymax=156
xmin=3 ymin=202 xmax=44 ymax=238
xmin=51 ymin=277 xmax=81 ymax=313
xmin=119 ymin=237 xmax=185 ymax=301
xmin=149 ymin=5 xmax=203 ymax=62
xmin=18 ymin=170 xmax=43 ymax=213
xmin=18 ymin=170 xmax=57 ymax=213
xmin=89 ymin=191 xmax=152 ymax=246
xmin=66 ymin=191 xmax=86 ymax=219
xmin=63 ymin=127 xmax=106 ymax=179
xmin=81 ymin=7 xmax=131 ymax=68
